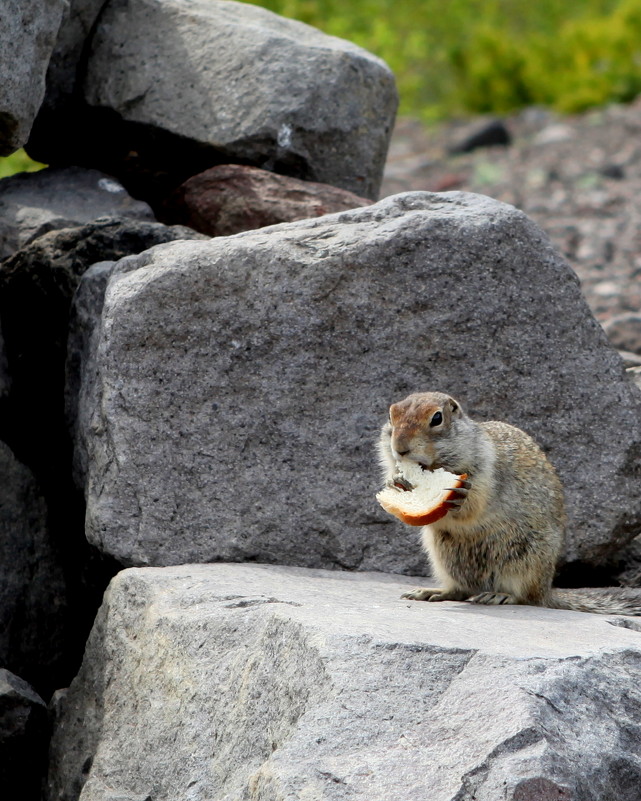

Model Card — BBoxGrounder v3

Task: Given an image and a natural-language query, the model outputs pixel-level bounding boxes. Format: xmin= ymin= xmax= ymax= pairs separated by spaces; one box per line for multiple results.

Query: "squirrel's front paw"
xmin=444 ymin=479 xmax=471 ymax=510
xmin=401 ymin=588 xmax=469 ymax=602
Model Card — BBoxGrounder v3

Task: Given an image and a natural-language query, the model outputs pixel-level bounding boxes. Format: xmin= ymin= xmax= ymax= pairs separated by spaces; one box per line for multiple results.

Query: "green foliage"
xmin=245 ymin=0 xmax=641 ymax=118
xmin=0 ymin=149 xmax=45 ymax=179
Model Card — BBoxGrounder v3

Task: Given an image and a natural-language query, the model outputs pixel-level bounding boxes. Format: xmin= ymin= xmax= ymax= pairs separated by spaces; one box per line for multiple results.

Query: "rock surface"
xmin=0 ymin=220 xmax=206 ymax=694
xmin=602 ymin=313 xmax=641 ymax=355
xmin=0 ymin=669 xmax=48 ymax=798
xmin=0 ymin=166 xmax=154 ymax=260
xmin=0 ymin=441 xmax=67 ymax=692
xmin=448 ymin=118 xmax=511 ymax=154
xmin=80 ymin=192 xmax=641 ymax=570
xmin=32 ymin=0 xmax=107 ymax=125
xmin=28 ymin=0 xmax=397 ymax=204
xmin=165 ymin=164 xmax=373 ymax=236
xmin=381 ymin=101 xmax=641 ymax=325
xmin=47 ymin=563 xmax=641 ymax=801
xmin=66 ymin=261 xmax=117 ymax=489
xmin=0 ymin=217 xmax=205 ymax=479
xmin=0 ymin=0 xmax=65 ymax=155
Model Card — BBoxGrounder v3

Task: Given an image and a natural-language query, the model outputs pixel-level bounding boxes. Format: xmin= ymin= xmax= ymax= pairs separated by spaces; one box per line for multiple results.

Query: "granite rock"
xmin=65 ymin=261 xmax=117 ymax=489
xmin=47 ymin=563 xmax=641 ymax=801
xmin=0 ymin=216 xmax=205 ymax=479
xmin=0 ymin=166 xmax=154 ymax=261
xmin=31 ymin=0 xmax=107 ymax=123
xmin=28 ymin=0 xmax=397 ymax=204
xmin=0 ymin=0 xmax=66 ymax=155
xmin=79 ymin=192 xmax=641 ymax=570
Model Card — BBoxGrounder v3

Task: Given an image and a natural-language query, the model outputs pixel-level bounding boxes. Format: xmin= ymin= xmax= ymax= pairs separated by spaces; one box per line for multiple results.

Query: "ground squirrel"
xmin=379 ymin=391 xmax=641 ymax=616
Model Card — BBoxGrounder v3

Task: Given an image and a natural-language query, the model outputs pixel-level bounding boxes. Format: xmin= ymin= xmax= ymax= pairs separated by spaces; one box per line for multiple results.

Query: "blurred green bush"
xmin=248 ymin=0 xmax=641 ymax=118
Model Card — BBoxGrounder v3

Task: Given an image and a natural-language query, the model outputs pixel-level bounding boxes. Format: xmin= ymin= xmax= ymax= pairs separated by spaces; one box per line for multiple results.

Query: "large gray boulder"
xmin=47 ymin=563 xmax=641 ymax=801
xmin=0 ymin=167 xmax=154 ymax=260
xmin=0 ymin=0 xmax=66 ymax=155
xmin=79 ymin=192 xmax=641 ymax=571
xmin=28 ymin=0 xmax=397 ymax=202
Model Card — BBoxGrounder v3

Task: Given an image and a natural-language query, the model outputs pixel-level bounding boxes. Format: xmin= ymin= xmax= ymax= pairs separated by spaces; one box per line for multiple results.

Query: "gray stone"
xmin=0 ymin=216 xmax=206 ymax=482
xmin=0 ymin=167 xmax=154 ymax=260
xmin=30 ymin=0 xmax=397 ymax=201
xmin=66 ymin=261 xmax=118 ymax=489
xmin=34 ymin=0 xmax=107 ymax=121
xmin=603 ymin=313 xmax=641 ymax=355
xmin=0 ymin=440 xmax=67 ymax=691
xmin=448 ymin=117 xmax=511 ymax=154
xmin=619 ymin=350 xmax=641 ymax=368
xmin=628 ymin=365 xmax=641 ymax=392
xmin=0 ymin=0 xmax=66 ymax=155
xmin=80 ymin=192 xmax=641 ymax=571
xmin=46 ymin=563 xmax=641 ymax=801
xmin=0 ymin=669 xmax=47 ymax=797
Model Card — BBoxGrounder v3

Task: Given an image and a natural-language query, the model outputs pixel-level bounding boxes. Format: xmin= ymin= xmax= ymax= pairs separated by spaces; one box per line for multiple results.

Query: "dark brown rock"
xmin=166 ymin=165 xmax=373 ymax=236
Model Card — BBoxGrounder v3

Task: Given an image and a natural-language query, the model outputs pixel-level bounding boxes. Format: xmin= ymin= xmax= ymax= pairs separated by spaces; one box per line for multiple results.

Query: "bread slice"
xmin=376 ymin=462 xmax=467 ymax=526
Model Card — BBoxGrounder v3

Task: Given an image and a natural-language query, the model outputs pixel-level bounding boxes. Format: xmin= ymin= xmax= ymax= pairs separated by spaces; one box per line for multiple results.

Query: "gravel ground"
xmin=381 ymin=99 xmax=641 ymax=327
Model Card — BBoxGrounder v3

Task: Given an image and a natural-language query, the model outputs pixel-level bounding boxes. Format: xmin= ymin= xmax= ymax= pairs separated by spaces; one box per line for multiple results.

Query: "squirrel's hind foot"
xmin=468 ymin=591 xmax=518 ymax=605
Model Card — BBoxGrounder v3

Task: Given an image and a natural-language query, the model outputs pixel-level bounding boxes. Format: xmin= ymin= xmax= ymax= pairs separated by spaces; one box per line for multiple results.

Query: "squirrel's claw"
xmin=444 ymin=480 xmax=470 ymax=509
xmin=446 ymin=483 xmax=470 ymax=498
xmin=388 ymin=474 xmax=414 ymax=492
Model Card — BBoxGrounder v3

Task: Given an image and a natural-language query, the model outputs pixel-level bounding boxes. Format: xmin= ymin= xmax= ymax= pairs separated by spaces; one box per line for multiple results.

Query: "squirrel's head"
xmin=387 ymin=392 xmax=464 ymax=468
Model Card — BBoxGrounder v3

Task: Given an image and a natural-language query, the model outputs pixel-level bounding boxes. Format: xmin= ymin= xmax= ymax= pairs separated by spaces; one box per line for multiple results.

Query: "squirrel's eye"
xmin=430 ymin=411 xmax=443 ymax=427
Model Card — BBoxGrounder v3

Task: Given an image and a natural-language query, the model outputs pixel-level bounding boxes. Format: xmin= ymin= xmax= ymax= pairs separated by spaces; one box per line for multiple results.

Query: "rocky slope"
xmin=382 ymin=100 xmax=641 ymax=328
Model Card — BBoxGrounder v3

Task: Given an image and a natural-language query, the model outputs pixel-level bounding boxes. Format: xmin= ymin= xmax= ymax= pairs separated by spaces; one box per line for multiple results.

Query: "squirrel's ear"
xmin=449 ymin=398 xmax=460 ymax=415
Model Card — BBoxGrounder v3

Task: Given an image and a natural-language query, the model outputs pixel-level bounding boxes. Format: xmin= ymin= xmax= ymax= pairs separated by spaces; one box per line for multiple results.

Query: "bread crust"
xmin=377 ymin=470 xmax=468 ymax=526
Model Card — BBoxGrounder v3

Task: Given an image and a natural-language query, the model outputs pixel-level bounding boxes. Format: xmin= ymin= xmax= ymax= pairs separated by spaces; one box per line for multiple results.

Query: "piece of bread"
xmin=376 ymin=462 xmax=467 ymax=526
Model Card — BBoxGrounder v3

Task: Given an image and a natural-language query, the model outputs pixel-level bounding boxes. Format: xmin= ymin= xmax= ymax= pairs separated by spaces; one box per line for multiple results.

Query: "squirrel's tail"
xmin=549 ymin=587 xmax=641 ymax=616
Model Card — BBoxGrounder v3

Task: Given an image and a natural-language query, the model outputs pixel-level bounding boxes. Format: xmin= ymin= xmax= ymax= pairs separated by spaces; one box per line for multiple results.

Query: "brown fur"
xmin=379 ymin=391 xmax=641 ymax=616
